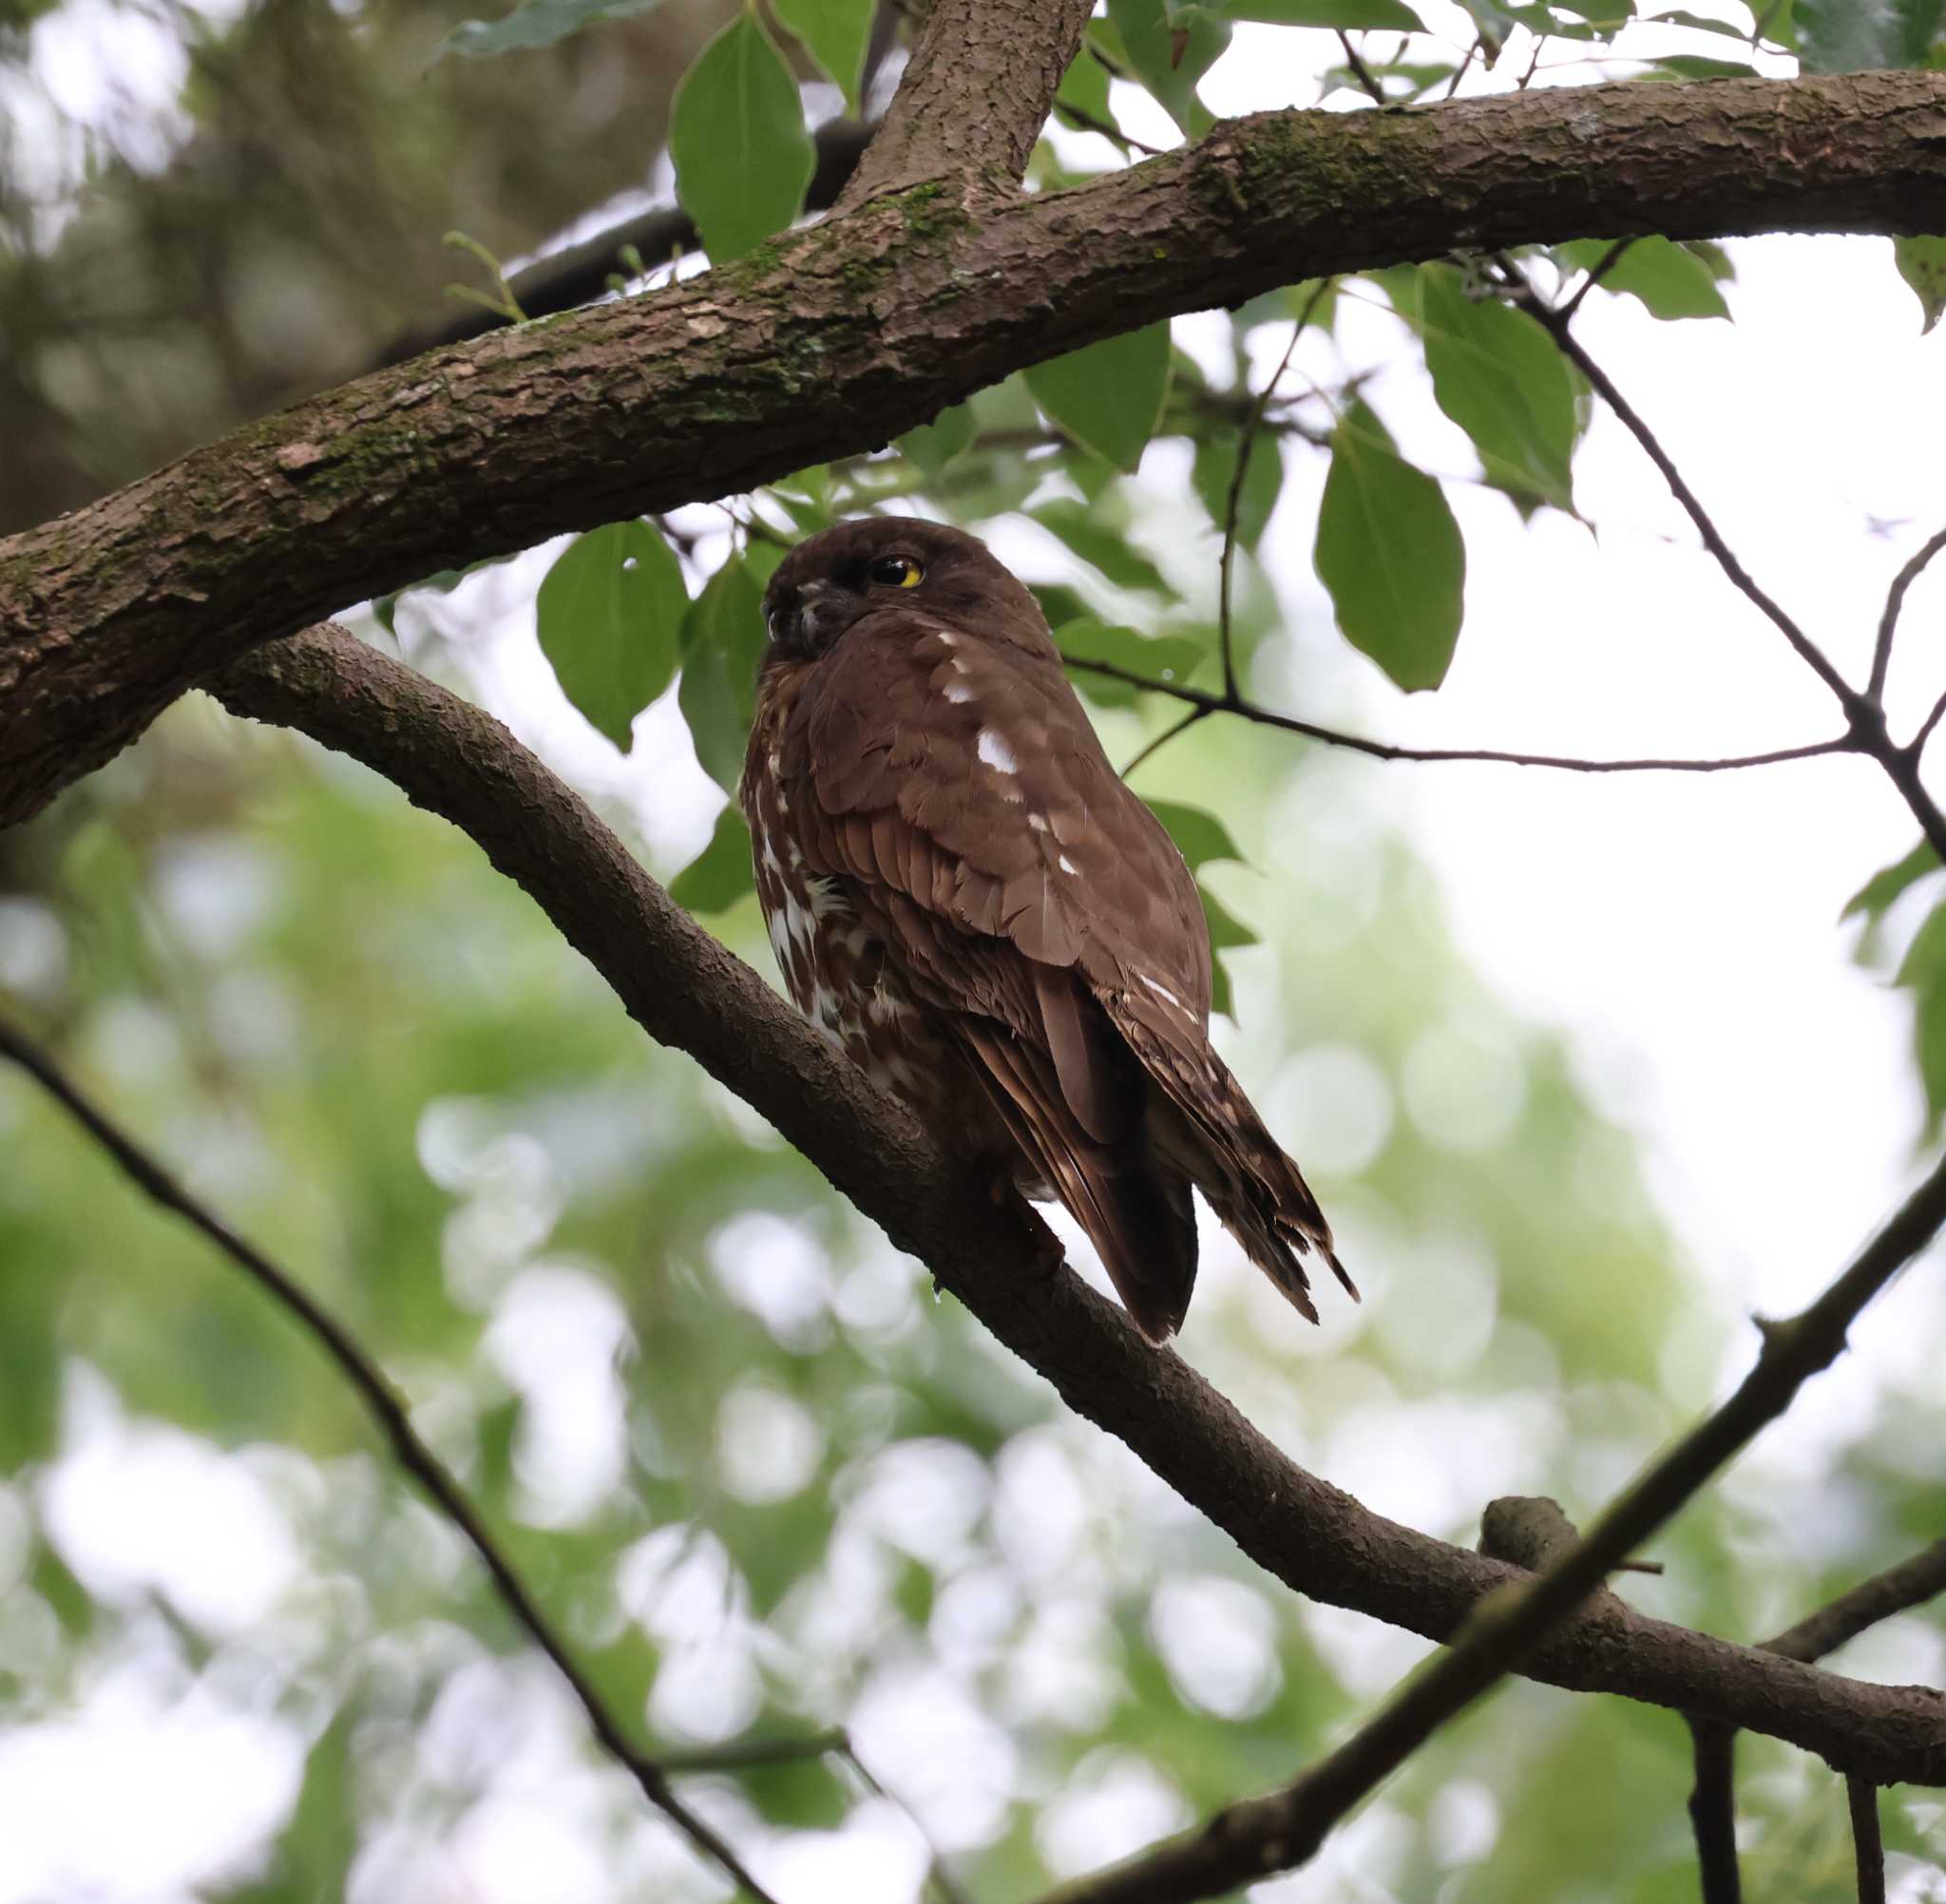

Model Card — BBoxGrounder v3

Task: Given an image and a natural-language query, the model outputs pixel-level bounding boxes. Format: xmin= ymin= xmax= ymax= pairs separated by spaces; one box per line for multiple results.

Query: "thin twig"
xmin=1687 ymin=1723 xmax=1743 ymax=1904
xmin=1335 ymin=30 xmax=1387 ymax=103
xmin=1912 ymin=687 xmax=1946 ymax=759
xmin=0 ymin=1016 xmax=783 ymax=1904
xmin=1218 ymin=283 xmax=1328 ymax=703
xmin=1120 ymin=705 xmax=1209 ymax=779
xmin=1063 ymin=652 xmax=1850 ymax=774
xmin=1502 ymin=261 xmax=1858 ymax=711
xmin=1503 ymin=257 xmax=1946 ymax=866
xmin=1848 ymin=1778 xmax=1886 ymax=1904
xmin=1871 ymin=524 xmax=1946 ymax=702
xmin=1030 ymin=1146 xmax=1946 ymax=1904
xmin=1441 ymin=37 xmax=1479 ymax=99
xmin=1764 ymin=1534 xmax=1946 ymax=1665
xmin=1558 ymin=236 xmax=1637 ymax=324
xmin=1054 ymin=100 xmax=1166 ymax=158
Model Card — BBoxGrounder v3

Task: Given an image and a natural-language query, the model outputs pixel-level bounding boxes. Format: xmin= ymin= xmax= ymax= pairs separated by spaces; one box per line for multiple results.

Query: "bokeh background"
xmin=4 ymin=2 xmax=1946 ymax=1899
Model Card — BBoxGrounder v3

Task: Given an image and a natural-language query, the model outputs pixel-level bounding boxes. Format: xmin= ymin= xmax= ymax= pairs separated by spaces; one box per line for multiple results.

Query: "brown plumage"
xmin=738 ymin=515 xmax=1352 ymax=1343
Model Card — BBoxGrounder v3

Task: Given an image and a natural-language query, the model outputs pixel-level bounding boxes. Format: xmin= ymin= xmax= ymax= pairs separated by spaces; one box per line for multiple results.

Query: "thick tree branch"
xmin=7 ymin=71 xmax=1946 ymax=828
xmin=0 ymin=1015 xmax=782 ymax=1904
xmin=200 ymin=624 xmax=1946 ymax=1787
xmin=832 ymin=0 xmax=1096 ymax=210
xmin=1028 ymin=1147 xmax=1946 ymax=1904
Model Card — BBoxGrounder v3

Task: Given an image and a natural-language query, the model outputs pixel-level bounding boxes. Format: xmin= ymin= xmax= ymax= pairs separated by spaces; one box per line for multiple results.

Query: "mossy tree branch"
xmin=6 ymin=71 xmax=1946 ymax=828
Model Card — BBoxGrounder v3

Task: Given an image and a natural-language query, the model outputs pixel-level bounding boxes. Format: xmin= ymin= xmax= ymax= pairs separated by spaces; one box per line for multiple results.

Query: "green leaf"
xmin=1895 ymin=235 xmax=1946 ymax=334
xmin=1025 ymin=324 xmax=1173 ymax=473
xmin=535 ymin=522 xmax=686 ymax=752
xmin=1055 ymin=38 xmax=1117 ymax=127
xmin=1795 ymin=0 xmax=1942 ymax=70
xmin=773 ymin=0 xmax=874 ymax=115
xmin=1032 ymin=499 xmax=1176 ymax=595
xmin=1417 ymin=263 xmax=1577 ymax=510
xmin=1148 ymin=801 xmax=1244 ymax=871
xmin=898 ymin=403 xmax=978 ymax=480
xmin=439 ymin=0 xmax=664 ymax=58
xmin=1200 ymin=885 xmax=1259 ymax=1019
xmin=1193 ymin=426 xmax=1285 ymax=549
xmin=1842 ymin=838 xmax=1941 ymax=961
xmin=671 ymin=806 xmax=756 ymax=914
xmin=678 ymin=558 xmax=769 ymax=791
xmin=1104 ymin=0 xmax=1231 ymax=135
xmin=1056 ymin=620 xmax=1206 ymax=707
xmin=1206 ymin=0 xmax=1425 ymax=25
xmin=670 ymin=14 xmax=815 ymax=262
xmin=1315 ymin=400 xmax=1466 ymax=693
xmin=1897 ymin=896 xmax=1946 ymax=1134
xmin=1555 ymin=238 xmax=1732 ymax=321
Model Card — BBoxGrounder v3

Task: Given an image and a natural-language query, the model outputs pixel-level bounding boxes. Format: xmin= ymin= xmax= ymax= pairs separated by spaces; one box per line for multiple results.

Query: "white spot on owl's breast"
xmin=978 ymin=729 xmax=1018 ymax=774
xmin=944 ymin=682 xmax=974 ymax=704
xmin=1058 ymin=853 xmax=1078 ymax=874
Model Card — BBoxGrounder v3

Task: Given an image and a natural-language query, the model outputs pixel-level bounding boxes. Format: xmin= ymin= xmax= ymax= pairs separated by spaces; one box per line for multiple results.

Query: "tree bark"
xmin=6 ymin=71 xmax=1946 ymax=829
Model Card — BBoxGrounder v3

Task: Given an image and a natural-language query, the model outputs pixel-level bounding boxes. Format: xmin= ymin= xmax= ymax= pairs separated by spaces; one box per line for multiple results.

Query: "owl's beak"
xmin=766 ymin=579 xmax=850 ymax=654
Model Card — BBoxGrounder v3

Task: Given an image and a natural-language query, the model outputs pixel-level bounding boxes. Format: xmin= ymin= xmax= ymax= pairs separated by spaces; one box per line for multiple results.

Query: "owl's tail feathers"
xmin=962 ymin=1023 xmax=1198 ymax=1343
xmin=1119 ymin=1014 xmax=1357 ymax=1327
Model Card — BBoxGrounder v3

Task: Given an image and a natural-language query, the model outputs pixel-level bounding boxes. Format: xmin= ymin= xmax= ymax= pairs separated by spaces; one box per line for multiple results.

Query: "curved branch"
xmin=7 ymin=70 xmax=1946 ymax=827
xmin=0 ymin=1014 xmax=782 ymax=1904
xmin=202 ymin=624 xmax=1946 ymax=1787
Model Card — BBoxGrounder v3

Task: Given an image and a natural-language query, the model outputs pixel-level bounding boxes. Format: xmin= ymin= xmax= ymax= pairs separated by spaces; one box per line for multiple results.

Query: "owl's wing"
xmin=785 ymin=609 xmax=1349 ymax=1333
xmin=780 ymin=609 xmax=1210 ymax=1338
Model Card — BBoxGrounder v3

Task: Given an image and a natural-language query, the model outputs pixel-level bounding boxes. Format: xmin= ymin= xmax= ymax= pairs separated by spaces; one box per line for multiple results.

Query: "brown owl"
xmin=739 ymin=516 xmax=1351 ymax=1343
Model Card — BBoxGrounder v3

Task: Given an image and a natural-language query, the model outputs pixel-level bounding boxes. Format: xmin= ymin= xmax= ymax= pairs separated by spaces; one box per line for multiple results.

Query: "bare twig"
xmin=1764 ymin=1534 xmax=1946 ymax=1664
xmin=1871 ymin=524 xmax=1946 ymax=702
xmin=1120 ymin=705 xmax=1210 ymax=779
xmin=1063 ymin=652 xmax=1850 ymax=774
xmin=1848 ymin=1778 xmax=1886 ymax=1904
xmin=1054 ymin=100 xmax=1166 ymax=158
xmin=1030 ymin=1147 xmax=1946 ymax=1904
xmin=1217 ymin=288 xmax=1324 ymax=705
xmin=0 ymin=1016 xmax=782 ymax=1904
xmin=1503 ymin=257 xmax=1946 ymax=866
xmin=1503 ymin=263 xmax=1857 ymax=710
xmin=1558 ymin=235 xmax=1636 ymax=324
xmin=1336 ymin=30 xmax=1387 ymax=103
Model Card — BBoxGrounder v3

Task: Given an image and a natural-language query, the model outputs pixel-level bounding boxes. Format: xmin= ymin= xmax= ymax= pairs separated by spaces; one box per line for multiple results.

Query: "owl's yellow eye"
xmin=867 ymin=555 xmax=925 ymax=589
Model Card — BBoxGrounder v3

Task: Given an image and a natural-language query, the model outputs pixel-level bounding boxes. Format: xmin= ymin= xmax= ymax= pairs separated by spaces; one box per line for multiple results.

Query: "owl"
xmin=739 ymin=516 xmax=1351 ymax=1342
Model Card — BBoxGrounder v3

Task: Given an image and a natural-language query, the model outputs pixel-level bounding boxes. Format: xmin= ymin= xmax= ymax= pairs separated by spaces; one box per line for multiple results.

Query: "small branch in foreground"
xmin=1062 ymin=653 xmax=1850 ymax=775
xmin=1030 ymin=1148 xmax=1946 ymax=1904
xmin=1871 ymin=523 xmax=1946 ymax=702
xmin=0 ymin=1017 xmax=782 ymax=1904
xmin=1848 ymin=1778 xmax=1886 ymax=1904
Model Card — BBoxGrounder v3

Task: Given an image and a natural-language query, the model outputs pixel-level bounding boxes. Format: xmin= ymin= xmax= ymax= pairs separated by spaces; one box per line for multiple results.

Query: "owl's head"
xmin=761 ymin=516 xmax=1049 ymax=660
